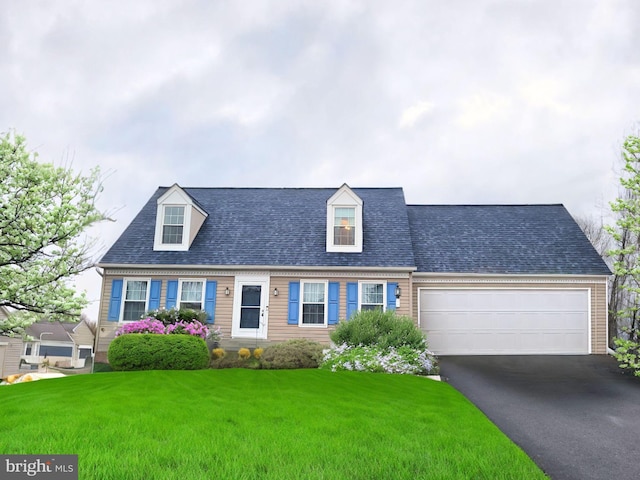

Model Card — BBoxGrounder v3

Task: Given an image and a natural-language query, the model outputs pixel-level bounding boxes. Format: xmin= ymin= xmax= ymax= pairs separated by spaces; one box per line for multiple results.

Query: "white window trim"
xmin=326 ymin=184 xmax=363 ymax=253
xmin=299 ymin=280 xmax=329 ymax=328
xmin=153 ymin=184 xmax=207 ymax=252
xmin=120 ymin=278 xmax=152 ymax=322
xmin=177 ymin=279 xmax=206 ymax=311
xmin=358 ymin=280 xmax=387 ymax=311
xmin=154 ymin=203 xmax=191 ymax=251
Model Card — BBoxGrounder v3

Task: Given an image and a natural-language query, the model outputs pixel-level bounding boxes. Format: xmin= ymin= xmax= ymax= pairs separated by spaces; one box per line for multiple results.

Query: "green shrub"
xmin=330 ymin=309 xmax=428 ymax=350
xmin=108 ymin=334 xmax=210 ymax=371
xmin=261 ymin=339 xmax=326 ymax=369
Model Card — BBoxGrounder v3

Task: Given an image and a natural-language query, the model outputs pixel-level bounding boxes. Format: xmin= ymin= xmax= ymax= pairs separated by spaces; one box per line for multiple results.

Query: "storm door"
xmin=231 ymin=276 xmax=269 ymax=339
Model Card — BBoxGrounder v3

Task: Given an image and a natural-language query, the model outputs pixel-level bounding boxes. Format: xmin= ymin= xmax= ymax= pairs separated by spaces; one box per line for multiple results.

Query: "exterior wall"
xmin=412 ymin=275 xmax=609 ymax=354
xmin=70 ymin=322 xmax=95 ymax=348
xmin=188 ymin=207 xmax=206 ymax=246
xmin=0 ymin=336 xmax=25 ymax=378
xmin=96 ymin=268 xmax=412 ymax=355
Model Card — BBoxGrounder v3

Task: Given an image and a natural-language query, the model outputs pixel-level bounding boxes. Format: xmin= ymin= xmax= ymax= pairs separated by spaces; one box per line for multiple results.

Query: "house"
xmin=0 ymin=315 xmax=95 ymax=378
xmin=95 ymin=184 xmax=610 ymax=357
xmin=21 ymin=321 xmax=95 ymax=369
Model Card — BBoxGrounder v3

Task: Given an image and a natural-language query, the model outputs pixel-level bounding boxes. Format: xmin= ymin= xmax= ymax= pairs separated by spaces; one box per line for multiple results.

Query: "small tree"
xmin=0 ymin=132 xmax=106 ymax=335
xmin=607 ymin=134 xmax=640 ymax=375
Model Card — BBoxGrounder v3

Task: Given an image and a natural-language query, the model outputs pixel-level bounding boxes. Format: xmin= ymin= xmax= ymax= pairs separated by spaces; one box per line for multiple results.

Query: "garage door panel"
xmin=420 ymin=289 xmax=589 ymax=355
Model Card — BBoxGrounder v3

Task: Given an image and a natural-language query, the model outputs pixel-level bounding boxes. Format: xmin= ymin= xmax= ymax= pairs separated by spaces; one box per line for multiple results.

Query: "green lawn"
xmin=0 ymin=370 xmax=546 ymax=479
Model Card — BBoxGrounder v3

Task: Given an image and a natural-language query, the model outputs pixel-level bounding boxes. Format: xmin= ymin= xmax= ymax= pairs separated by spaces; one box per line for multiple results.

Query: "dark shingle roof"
xmin=100 ymin=187 xmax=416 ymax=268
xmin=407 ymin=204 xmax=611 ymax=275
xmin=101 ymin=187 xmax=610 ymax=276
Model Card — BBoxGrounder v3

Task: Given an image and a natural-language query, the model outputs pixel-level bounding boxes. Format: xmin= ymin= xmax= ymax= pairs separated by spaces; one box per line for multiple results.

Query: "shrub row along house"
xmin=95 ymin=183 xmax=610 ymax=358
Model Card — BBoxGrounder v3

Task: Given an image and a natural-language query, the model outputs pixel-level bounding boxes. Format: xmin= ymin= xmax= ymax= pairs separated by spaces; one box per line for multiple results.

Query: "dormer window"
xmin=326 ymin=184 xmax=363 ymax=253
xmin=162 ymin=206 xmax=185 ymax=244
xmin=334 ymin=207 xmax=355 ymax=246
xmin=153 ymin=184 xmax=208 ymax=251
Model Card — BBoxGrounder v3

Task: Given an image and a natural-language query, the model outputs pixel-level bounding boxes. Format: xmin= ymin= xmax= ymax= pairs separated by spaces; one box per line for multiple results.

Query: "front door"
xmin=231 ymin=276 xmax=269 ymax=339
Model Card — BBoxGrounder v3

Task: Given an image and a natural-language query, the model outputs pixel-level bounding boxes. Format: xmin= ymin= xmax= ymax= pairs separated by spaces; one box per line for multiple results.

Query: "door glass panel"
xmin=240 ymin=285 xmax=261 ymax=329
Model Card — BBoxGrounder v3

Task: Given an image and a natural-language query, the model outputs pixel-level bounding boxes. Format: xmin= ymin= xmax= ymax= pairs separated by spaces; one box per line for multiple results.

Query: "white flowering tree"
xmin=608 ymin=134 xmax=640 ymax=375
xmin=0 ymin=132 xmax=106 ymax=335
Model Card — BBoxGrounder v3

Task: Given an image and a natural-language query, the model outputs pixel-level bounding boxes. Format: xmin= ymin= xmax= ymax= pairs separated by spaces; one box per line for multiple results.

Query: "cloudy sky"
xmin=2 ymin=0 xmax=639 ymax=318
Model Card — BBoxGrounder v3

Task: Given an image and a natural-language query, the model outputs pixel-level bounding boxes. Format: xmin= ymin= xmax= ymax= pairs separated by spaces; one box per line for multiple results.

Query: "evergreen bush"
xmin=108 ymin=334 xmax=210 ymax=371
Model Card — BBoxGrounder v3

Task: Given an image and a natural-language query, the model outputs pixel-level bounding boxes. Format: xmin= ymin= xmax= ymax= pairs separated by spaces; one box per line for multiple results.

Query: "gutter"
xmin=97 ymin=263 xmax=418 ymax=273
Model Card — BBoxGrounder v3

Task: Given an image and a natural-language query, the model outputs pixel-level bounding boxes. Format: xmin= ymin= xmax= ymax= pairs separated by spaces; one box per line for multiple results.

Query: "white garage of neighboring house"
xmin=408 ymin=205 xmax=610 ymax=356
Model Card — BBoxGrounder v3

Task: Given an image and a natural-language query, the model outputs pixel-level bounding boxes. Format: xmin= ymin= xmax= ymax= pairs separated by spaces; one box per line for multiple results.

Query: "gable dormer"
xmin=153 ymin=184 xmax=208 ymax=251
xmin=326 ymin=184 xmax=363 ymax=253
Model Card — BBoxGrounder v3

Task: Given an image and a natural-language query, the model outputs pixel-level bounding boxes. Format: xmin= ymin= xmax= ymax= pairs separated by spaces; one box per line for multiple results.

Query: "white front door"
xmin=232 ymin=276 xmax=269 ymax=339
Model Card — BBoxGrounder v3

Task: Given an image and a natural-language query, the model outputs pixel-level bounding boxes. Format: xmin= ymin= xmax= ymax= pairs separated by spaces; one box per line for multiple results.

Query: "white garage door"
xmin=420 ymin=289 xmax=590 ymax=355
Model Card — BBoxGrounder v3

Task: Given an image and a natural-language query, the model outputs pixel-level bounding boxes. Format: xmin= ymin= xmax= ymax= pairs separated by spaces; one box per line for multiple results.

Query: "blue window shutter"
xmin=328 ymin=282 xmax=340 ymax=325
xmin=107 ymin=279 xmax=123 ymax=321
xmin=166 ymin=280 xmax=178 ymax=309
xmin=387 ymin=282 xmax=398 ymax=311
xmin=346 ymin=282 xmax=358 ymax=319
xmin=288 ymin=282 xmax=300 ymax=325
xmin=148 ymin=280 xmax=162 ymax=311
xmin=204 ymin=280 xmax=217 ymax=324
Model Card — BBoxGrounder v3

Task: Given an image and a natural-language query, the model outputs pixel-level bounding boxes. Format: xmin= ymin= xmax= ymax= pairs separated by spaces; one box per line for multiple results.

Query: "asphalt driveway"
xmin=439 ymin=355 xmax=640 ymax=480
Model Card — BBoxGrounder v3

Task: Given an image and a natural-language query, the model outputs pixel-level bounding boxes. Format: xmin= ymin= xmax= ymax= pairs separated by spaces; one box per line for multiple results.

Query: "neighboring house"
xmin=95 ymin=184 xmax=611 ymax=357
xmin=21 ymin=321 xmax=95 ymax=369
xmin=0 ymin=306 xmax=24 ymax=378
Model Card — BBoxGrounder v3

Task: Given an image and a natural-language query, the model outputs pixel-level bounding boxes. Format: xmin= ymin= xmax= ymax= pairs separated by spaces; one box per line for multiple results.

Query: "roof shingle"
xmin=407 ymin=204 xmax=611 ymax=275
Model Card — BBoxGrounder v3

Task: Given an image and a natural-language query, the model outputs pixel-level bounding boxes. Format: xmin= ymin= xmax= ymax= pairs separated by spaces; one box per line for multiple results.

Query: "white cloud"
xmin=398 ymin=100 xmax=435 ymax=129
xmin=455 ymin=91 xmax=513 ymax=128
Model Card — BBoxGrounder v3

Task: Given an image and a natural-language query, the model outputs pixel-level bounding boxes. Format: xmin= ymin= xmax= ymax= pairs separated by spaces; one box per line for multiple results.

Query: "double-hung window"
xmin=333 ymin=207 xmax=356 ymax=246
xmin=179 ymin=280 xmax=205 ymax=311
xmin=301 ymin=281 xmax=327 ymax=326
xmin=122 ymin=279 xmax=150 ymax=321
xmin=162 ymin=206 xmax=185 ymax=245
xmin=360 ymin=282 xmax=384 ymax=311
xmin=326 ymin=185 xmax=363 ymax=253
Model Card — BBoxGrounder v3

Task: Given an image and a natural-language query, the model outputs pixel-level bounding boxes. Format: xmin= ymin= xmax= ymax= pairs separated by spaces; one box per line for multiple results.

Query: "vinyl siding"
xmin=97 ymin=270 xmax=411 ymax=353
xmin=69 ymin=322 xmax=95 ymax=347
xmin=0 ymin=336 xmax=25 ymax=378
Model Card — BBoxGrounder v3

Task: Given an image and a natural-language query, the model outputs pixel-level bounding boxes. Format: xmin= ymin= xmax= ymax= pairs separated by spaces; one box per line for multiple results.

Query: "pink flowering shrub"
xmin=115 ymin=318 xmax=166 ymax=336
xmin=166 ymin=320 xmax=209 ymax=339
xmin=115 ymin=317 xmax=210 ymax=339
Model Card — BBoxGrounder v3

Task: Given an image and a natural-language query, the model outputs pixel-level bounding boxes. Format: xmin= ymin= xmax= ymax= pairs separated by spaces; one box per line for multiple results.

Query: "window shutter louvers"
xmin=107 ymin=279 xmax=123 ymax=321
xmin=288 ymin=282 xmax=300 ymax=325
xmin=148 ymin=280 xmax=162 ymax=311
xmin=387 ymin=282 xmax=398 ymax=311
xmin=328 ymin=282 xmax=340 ymax=325
xmin=166 ymin=280 xmax=178 ymax=309
xmin=204 ymin=280 xmax=217 ymax=324
xmin=346 ymin=282 xmax=358 ymax=319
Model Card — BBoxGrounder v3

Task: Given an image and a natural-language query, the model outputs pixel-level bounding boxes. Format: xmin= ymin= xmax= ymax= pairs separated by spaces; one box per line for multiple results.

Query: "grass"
xmin=0 ymin=369 xmax=546 ymax=479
